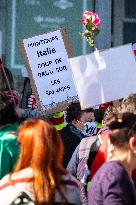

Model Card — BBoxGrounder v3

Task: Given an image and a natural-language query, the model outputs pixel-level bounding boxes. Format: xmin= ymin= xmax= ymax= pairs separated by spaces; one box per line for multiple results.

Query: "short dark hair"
xmin=0 ymin=92 xmax=18 ymax=125
xmin=66 ymin=102 xmax=93 ymax=123
xmin=94 ymin=108 xmax=105 ymax=123
xmin=106 ymin=112 xmax=136 ymax=148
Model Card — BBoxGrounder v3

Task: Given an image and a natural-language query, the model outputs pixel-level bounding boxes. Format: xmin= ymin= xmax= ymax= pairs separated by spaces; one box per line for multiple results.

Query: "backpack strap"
xmin=79 ymin=136 xmax=97 ymax=159
xmin=77 ymin=136 xmax=98 ymax=182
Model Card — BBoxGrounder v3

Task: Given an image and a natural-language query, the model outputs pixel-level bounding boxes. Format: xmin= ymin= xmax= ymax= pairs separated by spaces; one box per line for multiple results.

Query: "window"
xmin=113 ymin=0 xmax=136 ymax=46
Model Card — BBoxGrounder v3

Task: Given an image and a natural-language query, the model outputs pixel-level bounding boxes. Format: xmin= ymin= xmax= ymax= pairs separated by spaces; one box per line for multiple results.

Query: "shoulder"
xmin=88 ymin=161 xmax=136 ymax=204
xmin=92 ymin=161 xmax=129 ymax=183
xmin=0 ymin=133 xmax=18 ymax=144
xmin=79 ymin=136 xmax=97 ymax=155
xmin=0 ymin=168 xmax=33 ymax=189
xmin=89 ymin=161 xmax=131 ymax=195
xmin=61 ymin=125 xmax=70 ymax=135
xmin=0 ymin=123 xmax=18 ymax=138
xmin=60 ymin=125 xmax=75 ymax=141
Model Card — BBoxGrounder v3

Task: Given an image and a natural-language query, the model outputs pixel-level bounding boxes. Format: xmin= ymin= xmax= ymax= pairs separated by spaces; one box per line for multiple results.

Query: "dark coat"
xmin=60 ymin=124 xmax=85 ymax=168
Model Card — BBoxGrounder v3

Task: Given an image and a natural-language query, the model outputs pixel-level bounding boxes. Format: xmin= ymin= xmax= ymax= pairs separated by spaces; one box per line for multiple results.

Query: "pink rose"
xmin=81 ymin=11 xmax=100 ymax=28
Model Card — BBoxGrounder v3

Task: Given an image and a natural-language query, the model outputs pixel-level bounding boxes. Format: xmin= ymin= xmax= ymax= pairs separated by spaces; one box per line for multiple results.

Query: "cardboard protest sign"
xmin=69 ymin=44 xmax=136 ymax=109
xmin=20 ymin=29 xmax=78 ymax=114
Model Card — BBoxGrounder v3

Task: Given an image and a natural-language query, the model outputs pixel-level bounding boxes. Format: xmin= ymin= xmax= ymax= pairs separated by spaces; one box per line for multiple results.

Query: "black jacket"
xmin=60 ymin=124 xmax=86 ymax=168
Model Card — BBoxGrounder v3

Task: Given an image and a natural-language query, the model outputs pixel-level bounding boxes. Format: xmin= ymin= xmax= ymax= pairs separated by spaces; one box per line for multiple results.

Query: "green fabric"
xmin=0 ymin=123 xmax=20 ymax=179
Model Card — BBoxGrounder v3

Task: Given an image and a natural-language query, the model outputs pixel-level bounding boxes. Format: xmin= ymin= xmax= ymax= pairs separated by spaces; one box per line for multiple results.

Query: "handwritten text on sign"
xmin=23 ymin=30 xmax=78 ymax=112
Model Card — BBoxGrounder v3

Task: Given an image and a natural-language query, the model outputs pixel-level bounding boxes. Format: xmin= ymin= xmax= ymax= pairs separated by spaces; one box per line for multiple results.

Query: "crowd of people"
xmin=0 ymin=65 xmax=136 ymax=204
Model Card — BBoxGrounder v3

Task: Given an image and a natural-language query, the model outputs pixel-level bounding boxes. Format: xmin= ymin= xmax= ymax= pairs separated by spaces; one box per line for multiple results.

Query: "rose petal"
xmin=81 ymin=17 xmax=87 ymax=26
xmin=93 ymin=18 xmax=100 ymax=26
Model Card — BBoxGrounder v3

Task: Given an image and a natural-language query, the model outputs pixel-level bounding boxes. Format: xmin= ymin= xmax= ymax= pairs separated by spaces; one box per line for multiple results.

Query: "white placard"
xmin=21 ymin=29 xmax=78 ymax=113
xmin=69 ymin=44 xmax=136 ymax=109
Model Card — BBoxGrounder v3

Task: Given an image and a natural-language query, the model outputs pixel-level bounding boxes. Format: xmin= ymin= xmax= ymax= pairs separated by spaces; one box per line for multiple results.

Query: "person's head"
xmin=102 ymin=99 xmax=122 ymax=125
xmin=66 ymin=102 xmax=94 ymax=131
xmin=0 ymin=91 xmax=18 ymax=126
xmin=106 ymin=112 xmax=136 ymax=170
xmin=15 ymin=118 xmax=67 ymax=204
xmin=120 ymin=94 xmax=136 ymax=113
xmin=0 ymin=67 xmax=15 ymax=91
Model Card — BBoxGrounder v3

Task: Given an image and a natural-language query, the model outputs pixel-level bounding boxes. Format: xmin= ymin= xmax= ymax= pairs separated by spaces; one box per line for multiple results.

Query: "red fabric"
xmin=132 ymin=42 xmax=136 ymax=56
xmin=99 ymin=102 xmax=111 ymax=110
xmin=27 ymin=95 xmax=37 ymax=109
xmin=0 ymin=177 xmax=33 ymax=191
xmin=50 ymin=114 xmax=64 ymax=125
xmin=7 ymin=132 xmax=16 ymax=135
xmin=133 ymin=50 xmax=136 ymax=56
xmin=132 ymin=169 xmax=136 ymax=182
xmin=89 ymin=131 xmax=109 ymax=180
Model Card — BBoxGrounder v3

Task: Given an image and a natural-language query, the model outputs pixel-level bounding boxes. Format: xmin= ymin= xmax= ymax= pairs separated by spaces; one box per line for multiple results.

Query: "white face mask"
xmin=81 ymin=121 xmax=97 ymax=136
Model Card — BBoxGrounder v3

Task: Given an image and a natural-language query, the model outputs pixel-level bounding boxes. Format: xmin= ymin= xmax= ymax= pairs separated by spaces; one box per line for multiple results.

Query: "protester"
xmin=67 ymin=129 xmax=109 ymax=205
xmin=60 ymin=102 xmax=94 ymax=168
xmin=0 ymin=118 xmax=81 ymax=205
xmin=88 ymin=112 xmax=136 ymax=205
xmin=0 ymin=91 xmax=20 ymax=179
xmin=67 ymin=135 xmax=97 ymax=205
xmin=119 ymin=93 xmax=136 ymax=183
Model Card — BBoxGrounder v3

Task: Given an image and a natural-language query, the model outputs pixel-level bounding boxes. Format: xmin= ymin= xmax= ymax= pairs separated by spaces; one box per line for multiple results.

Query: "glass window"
xmin=125 ymin=0 xmax=136 ymax=18
xmin=123 ymin=23 xmax=136 ymax=44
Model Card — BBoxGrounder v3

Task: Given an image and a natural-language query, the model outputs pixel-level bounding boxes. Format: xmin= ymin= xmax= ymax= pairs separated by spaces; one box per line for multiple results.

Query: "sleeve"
xmin=0 ymin=136 xmax=19 ymax=179
xmin=22 ymin=108 xmax=52 ymax=120
xmin=67 ymin=145 xmax=79 ymax=177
